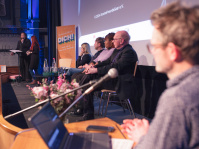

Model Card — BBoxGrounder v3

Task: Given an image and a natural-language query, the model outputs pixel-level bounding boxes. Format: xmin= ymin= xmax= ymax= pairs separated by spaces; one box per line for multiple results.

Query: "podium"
xmin=10 ymin=118 xmax=129 ymax=149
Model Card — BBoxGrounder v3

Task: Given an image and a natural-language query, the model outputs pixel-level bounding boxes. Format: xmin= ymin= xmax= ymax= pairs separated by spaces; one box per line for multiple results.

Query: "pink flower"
xmin=71 ymin=80 xmax=80 ymax=88
xmin=65 ymin=94 xmax=71 ymax=104
xmin=26 ymin=85 xmax=32 ymax=90
xmin=50 ymin=93 xmax=58 ymax=98
xmin=59 ymin=82 xmax=70 ymax=93
xmin=57 ymin=76 xmax=65 ymax=90
xmin=50 ymin=93 xmax=63 ymax=103
xmin=71 ymin=82 xmax=79 ymax=88
xmin=26 ymin=74 xmax=83 ymax=115
xmin=65 ymin=88 xmax=72 ymax=94
xmin=32 ymin=87 xmax=48 ymax=99
xmin=43 ymin=85 xmax=49 ymax=92
xmin=75 ymin=89 xmax=82 ymax=100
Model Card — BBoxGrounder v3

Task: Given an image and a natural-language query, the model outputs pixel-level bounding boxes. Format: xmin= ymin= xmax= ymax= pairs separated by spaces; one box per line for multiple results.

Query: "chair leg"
xmin=101 ymin=92 xmax=108 ymax=116
xmin=125 ymin=100 xmax=131 ymax=114
xmin=119 ymin=98 xmax=126 ymax=113
xmin=104 ymin=93 xmax=111 ymax=117
xmin=127 ymin=99 xmax=136 ymax=118
xmin=125 ymin=99 xmax=133 ymax=115
xmin=98 ymin=92 xmax=104 ymax=116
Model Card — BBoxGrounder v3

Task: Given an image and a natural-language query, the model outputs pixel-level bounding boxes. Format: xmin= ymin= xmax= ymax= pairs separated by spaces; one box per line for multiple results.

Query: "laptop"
xmin=30 ymin=102 xmax=110 ymax=149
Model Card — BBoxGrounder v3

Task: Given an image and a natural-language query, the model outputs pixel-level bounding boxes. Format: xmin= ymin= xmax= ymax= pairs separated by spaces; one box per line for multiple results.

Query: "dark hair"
xmin=150 ymin=1 xmax=199 ymax=64
xmin=105 ymin=33 xmax=115 ymax=41
xmin=95 ymin=37 xmax=105 ymax=48
xmin=21 ymin=32 xmax=27 ymax=38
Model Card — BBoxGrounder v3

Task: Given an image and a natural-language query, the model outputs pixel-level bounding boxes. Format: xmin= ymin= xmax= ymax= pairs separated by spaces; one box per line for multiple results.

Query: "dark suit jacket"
xmin=29 ymin=44 xmax=39 ymax=70
xmin=96 ymin=44 xmax=138 ymax=100
xmin=16 ymin=38 xmax=31 ymax=57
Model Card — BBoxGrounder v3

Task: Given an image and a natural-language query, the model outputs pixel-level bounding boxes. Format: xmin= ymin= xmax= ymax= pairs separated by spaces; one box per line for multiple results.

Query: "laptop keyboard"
xmin=64 ymin=133 xmax=93 ymax=149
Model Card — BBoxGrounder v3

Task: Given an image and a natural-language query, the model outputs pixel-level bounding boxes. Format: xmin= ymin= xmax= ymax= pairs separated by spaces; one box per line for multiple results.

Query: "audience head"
xmin=30 ymin=35 xmax=40 ymax=51
xmin=21 ymin=32 xmax=27 ymax=39
xmin=105 ymin=33 xmax=115 ymax=49
xmin=94 ymin=37 xmax=105 ymax=50
xmin=149 ymin=2 xmax=199 ymax=75
xmin=81 ymin=43 xmax=91 ymax=54
xmin=113 ymin=30 xmax=130 ymax=49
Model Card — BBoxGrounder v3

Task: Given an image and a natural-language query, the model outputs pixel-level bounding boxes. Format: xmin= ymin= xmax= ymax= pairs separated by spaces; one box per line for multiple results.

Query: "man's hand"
xmin=79 ymin=51 xmax=84 ymax=56
xmin=94 ymin=62 xmax=98 ymax=66
xmin=89 ymin=62 xmax=95 ymax=66
xmin=21 ymin=38 xmax=24 ymax=43
xmin=85 ymin=68 xmax=98 ymax=74
xmin=82 ymin=64 xmax=94 ymax=73
xmin=83 ymin=64 xmax=89 ymax=69
xmin=10 ymin=52 xmax=14 ymax=56
xmin=78 ymin=66 xmax=83 ymax=69
xmin=121 ymin=119 xmax=149 ymax=143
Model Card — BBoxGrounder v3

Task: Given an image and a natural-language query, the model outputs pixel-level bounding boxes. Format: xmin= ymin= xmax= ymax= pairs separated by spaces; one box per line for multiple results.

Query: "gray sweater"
xmin=135 ymin=65 xmax=199 ymax=149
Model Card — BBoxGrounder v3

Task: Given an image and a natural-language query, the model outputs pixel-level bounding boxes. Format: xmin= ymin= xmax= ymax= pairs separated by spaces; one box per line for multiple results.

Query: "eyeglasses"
xmin=113 ymin=38 xmax=121 ymax=41
xmin=147 ymin=43 xmax=165 ymax=53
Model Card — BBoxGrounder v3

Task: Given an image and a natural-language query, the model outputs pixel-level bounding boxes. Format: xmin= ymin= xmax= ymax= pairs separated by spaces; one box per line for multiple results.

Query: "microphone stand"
xmin=59 ymin=68 xmax=119 ymax=118
xmin=59 ymin=93 xmax=87 ymax=118
xmin=4 ymin=80 xmax=96 ymax=120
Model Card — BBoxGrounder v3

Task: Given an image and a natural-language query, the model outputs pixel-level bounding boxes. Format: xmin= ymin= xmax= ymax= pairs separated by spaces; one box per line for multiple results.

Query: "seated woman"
xmin=65 ymin=43 xmax=92 ymax=82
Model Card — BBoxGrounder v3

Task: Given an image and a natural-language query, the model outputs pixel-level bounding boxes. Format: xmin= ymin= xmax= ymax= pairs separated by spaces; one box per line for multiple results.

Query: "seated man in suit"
xmin=121 ymin=2 xmax=199 ymax=149
xmin=79 ymin=30 xmax=138 ymax=120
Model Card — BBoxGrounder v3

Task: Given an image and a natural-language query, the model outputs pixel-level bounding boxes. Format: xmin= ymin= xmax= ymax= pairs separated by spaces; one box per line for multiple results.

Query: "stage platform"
xmin=2 ymin=81 xmax=150 ymax=129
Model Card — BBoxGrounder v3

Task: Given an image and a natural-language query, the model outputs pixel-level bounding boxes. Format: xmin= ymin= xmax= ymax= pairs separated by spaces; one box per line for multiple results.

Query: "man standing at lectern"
xmin=16 ymin=32 xmax=31 ymax=82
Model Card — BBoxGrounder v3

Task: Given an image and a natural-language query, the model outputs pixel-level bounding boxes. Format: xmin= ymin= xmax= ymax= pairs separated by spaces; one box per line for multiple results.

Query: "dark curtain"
xmin=134 ymin=65 xmax=168 ymax=119
xmin=46 ymin=0 xmax=61 ymax=66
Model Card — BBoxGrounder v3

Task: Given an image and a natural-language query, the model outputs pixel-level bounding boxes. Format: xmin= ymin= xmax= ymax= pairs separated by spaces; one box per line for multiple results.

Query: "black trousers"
xmin=79 ymin=73 xmax=117 ymax=116
xmin=19 ymin=56 xmax=31 ymax=81
xmin=71 ymin=72 xmax=85 ymax=83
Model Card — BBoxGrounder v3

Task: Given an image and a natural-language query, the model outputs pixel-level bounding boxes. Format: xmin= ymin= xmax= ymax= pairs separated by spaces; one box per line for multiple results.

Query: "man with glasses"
xmin=79 ymin=30 xmax=138 ymax=120
xmin=121 ymin=2 xmax=199 ymax=149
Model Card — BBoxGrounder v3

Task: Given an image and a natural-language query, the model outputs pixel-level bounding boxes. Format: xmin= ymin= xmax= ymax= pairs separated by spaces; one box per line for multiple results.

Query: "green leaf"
xmin=35 ymin=98 xmax=39 ymax=102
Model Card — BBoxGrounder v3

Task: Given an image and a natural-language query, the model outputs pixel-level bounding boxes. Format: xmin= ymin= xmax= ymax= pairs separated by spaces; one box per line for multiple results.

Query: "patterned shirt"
xmin=93 ymin=48 xmax=114 ymax=63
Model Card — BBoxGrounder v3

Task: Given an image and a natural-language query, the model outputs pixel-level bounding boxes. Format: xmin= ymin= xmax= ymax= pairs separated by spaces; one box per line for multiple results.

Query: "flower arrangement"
xmin=27 ymin=75 xmax=82 ymax=115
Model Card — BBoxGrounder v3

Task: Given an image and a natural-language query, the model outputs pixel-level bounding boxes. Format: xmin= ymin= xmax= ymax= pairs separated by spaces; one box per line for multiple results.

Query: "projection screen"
xmin=60 ymin=0 xmax=199 ymax=66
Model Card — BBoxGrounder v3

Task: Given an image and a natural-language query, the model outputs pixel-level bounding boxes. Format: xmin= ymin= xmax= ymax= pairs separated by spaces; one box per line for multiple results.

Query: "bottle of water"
xmin=52 ymin=58 xmax=57 ymax=73
xmin=44 ymin=58 xmax=48 ymax=68
xmin=52 ymin=58 xmax=56 ymax=68
xmin=43 ymin=59 xmax=49 ymax=76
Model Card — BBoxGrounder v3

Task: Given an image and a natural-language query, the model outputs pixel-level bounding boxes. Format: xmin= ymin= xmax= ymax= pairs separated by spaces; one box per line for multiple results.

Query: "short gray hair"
xmin=151 ymin=1 xmax=199 ymax=64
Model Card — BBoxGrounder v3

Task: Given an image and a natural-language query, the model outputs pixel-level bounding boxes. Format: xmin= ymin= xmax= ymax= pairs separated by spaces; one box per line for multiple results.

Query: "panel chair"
xmin=59 ymin=58 xmax=72 ymax=68
xmin=97 ymin=61 xmax=138 ymax=118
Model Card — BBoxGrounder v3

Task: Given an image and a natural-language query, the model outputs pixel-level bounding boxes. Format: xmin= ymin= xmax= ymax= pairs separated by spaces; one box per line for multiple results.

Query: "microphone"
xmin=58 ymin=68 xmax=118 ymax=118
xmin=84 ymin=68 xmax=118 ymax=95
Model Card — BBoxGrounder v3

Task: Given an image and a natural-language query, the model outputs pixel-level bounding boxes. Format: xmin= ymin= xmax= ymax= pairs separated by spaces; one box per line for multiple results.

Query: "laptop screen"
xmin=31 ymin=103 xmax=68 ymax=149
